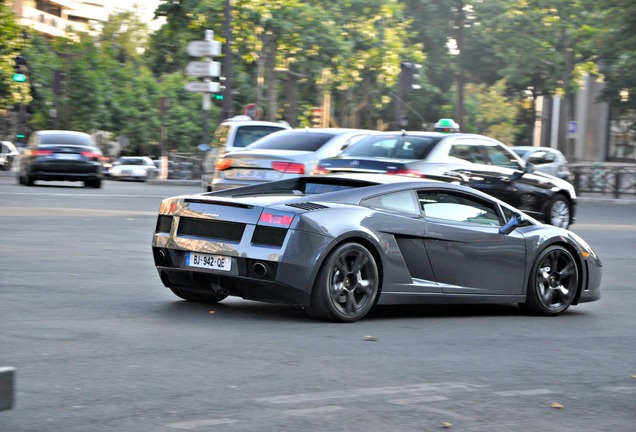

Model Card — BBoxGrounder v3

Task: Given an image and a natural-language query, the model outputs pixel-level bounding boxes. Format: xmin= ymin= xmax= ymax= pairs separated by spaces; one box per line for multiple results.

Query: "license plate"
xmin=55 ymin=153 xmax=81 ymax=160
xmin=235 ymin=169 xmax=265 ymax=179
xmin=186 ymin=252 xmax=232 ymax=271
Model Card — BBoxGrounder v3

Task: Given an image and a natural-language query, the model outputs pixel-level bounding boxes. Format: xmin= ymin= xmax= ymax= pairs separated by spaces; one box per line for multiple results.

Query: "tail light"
xmin=311 ymin=165 xmax=329 ymax=175
xmin=271 ymin=162 xmax=305 ymax=174
xmin=159 ymin=200 xmax=177 ymax=215
xmin=258 ymin=211 xmax=294 ymax=227
xmin=31 ymin=149 xmax=53 ymax=157
xmin=215 ymin=159 xmax=233 ymax=171
xmin=81 ymin=151 xmax=102 ymax=160
xmin=387 ymin=169 xmax=426 ymax=178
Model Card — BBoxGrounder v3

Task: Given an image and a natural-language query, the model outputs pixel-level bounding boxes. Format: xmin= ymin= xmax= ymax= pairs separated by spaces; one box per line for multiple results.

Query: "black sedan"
xmin=314 ymin=132 xmax=577 ymax=229
xmin=151 ymin=174 xmax=601 ymax=322
xmin=18 ymin=130 xmax=104 ymax=188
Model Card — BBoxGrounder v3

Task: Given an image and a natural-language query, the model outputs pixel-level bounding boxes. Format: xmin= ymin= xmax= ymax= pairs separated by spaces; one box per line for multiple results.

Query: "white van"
xmin=201 ymin=116 xmax=290 ymax=191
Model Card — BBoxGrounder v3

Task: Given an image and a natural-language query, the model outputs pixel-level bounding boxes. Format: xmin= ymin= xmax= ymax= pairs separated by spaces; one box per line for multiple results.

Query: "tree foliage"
xmin=2 ymin=0 xmax=635 ymax=155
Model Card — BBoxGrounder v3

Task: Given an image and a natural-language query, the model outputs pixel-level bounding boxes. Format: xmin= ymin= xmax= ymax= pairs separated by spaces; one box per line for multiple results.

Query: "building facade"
xmin=9 ymin=0 xmax=107 ymax=38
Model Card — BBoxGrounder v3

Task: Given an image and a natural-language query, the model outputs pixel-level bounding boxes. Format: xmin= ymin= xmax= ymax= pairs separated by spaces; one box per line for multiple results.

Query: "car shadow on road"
xmin=152 ymin=298 xmax=591 ymax=323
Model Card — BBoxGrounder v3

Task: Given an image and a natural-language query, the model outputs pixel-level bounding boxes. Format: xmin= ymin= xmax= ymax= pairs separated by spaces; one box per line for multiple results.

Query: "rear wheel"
xmin=169 ymin=287 xmax=227 ymax=304
xmin=523 ymin=245 xmax=578 ymax=316
xmin=546 ymin=195 xmax=571 ymax=229
xmin=85 ymin=178 xmax=102 ymax=188
xmin=308 ymin=242 xmax=379 ymax=323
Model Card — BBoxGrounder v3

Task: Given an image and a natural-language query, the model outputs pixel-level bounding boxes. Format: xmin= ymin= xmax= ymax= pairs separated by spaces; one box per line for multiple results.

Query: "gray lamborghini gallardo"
xmin=152 ymin=174 xmax=601 ymax=322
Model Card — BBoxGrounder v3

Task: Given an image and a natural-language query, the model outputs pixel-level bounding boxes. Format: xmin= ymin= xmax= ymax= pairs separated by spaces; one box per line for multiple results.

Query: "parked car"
xmin=201 ymin=116 xmax=291 ymax=191
xmin=209 ymin=128 xmax=374 ymax=191
xmin=152 ymin=174 xmax=601 ymax=323
xmin=0 ymin=141 xmax=19 ymax=171
xmin=18 ymin=130 xmax=103 ymax=188
xmin=109 ymin=156 xmax=159 ymax=181
xmin=314 ymin=132 xmax=577 ymax=229
xmin=511 ymin=146 xmax=571 ymax=180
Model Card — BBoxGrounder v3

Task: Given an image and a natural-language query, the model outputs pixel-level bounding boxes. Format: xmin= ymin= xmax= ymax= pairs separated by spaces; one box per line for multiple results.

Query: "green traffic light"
xmin=13 ymin=73 xmax=27 ymax=82
xmin=214 ymin=94 xmax=224 ymax=100
xmin=16 ymin=133 xmax=25 ymax=139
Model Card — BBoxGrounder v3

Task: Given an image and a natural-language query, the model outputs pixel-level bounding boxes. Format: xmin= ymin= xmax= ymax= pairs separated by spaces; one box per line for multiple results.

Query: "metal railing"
xmin=570 ymin=163 xmax=636 ymax=198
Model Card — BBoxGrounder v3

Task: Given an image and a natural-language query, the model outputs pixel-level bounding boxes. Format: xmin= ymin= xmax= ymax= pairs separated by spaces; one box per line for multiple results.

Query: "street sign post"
xmin=186 ymin=40 xmax=222 ymax=57
xmin=184 ymin=81 xmax=221 ymax=93
xmin=185 ymin=61 xmax=221 ymax=77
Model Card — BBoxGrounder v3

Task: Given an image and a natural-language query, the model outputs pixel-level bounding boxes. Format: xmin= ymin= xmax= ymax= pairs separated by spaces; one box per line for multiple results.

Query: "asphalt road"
xmin=1 ymin=178 xmax=635 ymax=432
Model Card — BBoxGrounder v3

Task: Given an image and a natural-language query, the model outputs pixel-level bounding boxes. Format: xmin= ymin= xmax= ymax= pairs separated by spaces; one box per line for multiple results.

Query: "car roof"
xmin=35 ymin=130 xmax=90 ymax=136
xmin=512 ymin=146 xmax=561 ymax=152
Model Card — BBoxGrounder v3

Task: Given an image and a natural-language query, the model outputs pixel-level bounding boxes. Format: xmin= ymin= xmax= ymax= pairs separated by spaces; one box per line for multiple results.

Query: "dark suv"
xmin=18 ymin=130 xmax=104 ymax=188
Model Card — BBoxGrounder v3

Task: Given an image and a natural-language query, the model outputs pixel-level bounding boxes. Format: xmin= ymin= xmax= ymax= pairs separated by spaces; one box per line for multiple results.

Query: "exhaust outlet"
xmin=252 ymin=262 xmax=268 ymax=278
xmin=156 ymin=249 xmax=167 ymax=266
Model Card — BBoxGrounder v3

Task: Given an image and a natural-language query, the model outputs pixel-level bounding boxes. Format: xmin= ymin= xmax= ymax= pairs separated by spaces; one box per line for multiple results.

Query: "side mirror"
xmin=524 ymin=162 xmax=535 ymax=174
xmin=499 ymin=212 xmax=524 ymax=235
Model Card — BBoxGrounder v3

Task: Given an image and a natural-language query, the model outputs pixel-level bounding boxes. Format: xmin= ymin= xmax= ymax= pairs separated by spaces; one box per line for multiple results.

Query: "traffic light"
xmin=311 ymin=107 xmax=322 ymax=127
xmin=213 ymin=93 xmax=224 ymax=100
xmin=13 ymin=55 xmax=28 ymax=82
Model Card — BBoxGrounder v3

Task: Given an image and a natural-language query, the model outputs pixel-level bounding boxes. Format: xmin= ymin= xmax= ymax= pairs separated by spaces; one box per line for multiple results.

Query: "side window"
xmin=483 ymin=144 xmax=522 ymax=169
xmin=362 ymin=190 xmax=419 ymax=214
xmin=418 ymin=190 xmax=502 ymax=226
xmin=449 ymin=144 xmax=487 ymax=164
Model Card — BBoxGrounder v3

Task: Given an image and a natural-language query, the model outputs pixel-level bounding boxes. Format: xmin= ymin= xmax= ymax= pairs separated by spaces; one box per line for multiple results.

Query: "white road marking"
xmin=0 ymin=206 xmax=156 ymax=217
xmin=494 ymin=389 xmax=555 ymax=397
xmin=283 ymin=406 xmax=345 ymax=416
xmin=254 ymin=382 xmax=482 ymax=405
xmin=388 ymin=395 xmax=449 ymax=405
xmin=166 ymin=418 xmax=238 ymax=430
xmin=599 ymin=386 xmax=636 ymax=394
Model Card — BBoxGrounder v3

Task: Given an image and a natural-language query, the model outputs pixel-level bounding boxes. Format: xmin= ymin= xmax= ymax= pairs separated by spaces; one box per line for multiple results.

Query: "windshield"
xmin=248 ymin=132 xmax=335 ymax=151
xmin=341 ymin=135 xmax=441 ymax=159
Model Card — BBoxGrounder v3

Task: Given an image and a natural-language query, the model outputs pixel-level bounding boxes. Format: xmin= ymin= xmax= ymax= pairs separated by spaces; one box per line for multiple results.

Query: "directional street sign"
xmin=186 ymin=40 xmax=222 ymax=57
xmin=184 ymin=81 xmax=221 ymax=93
xmin=185 ymin=61 xmax=221 ymax=78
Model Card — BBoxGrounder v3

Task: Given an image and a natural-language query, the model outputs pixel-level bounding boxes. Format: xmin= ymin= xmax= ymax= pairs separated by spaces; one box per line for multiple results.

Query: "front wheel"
xmin=523 ymin=246 xmax=578 ymax=316
xmin=308 ymin=242 xmax=379 ymax=323
xmin=546 ymin=195 xmax=571 ymax=229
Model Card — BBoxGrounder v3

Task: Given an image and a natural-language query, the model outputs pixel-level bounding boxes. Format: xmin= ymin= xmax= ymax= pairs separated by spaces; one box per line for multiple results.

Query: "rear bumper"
xmin=27 ymin=162 xmax=102 ymax=181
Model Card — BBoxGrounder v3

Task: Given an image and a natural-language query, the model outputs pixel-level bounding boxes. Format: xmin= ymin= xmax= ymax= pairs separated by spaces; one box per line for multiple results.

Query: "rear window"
xmin=248 ymin=132 xmax=335 ymax=151
xmin=234 ymin=125 xmax=286 ymax=148
xmin=119 ymin=157 xmax=147 ymax=165
xmin=342 ymin=135 xmax=440 ymax=159
xmin=39 ymin=133 xmax=94 ymax=146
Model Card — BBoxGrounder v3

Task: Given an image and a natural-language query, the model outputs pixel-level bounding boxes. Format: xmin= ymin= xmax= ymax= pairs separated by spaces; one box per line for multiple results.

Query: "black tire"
xmin=25 ymin=174 xmax=34 ymax=186
xmin=169 ymin=287 xmax=228 ymax=304
xmin=85 ymin=178 xmax=102 ymax=188
xmin=546 ymin=195 xmax=571 ymax=229
xmin=308 ymin=242 xmax=379 ymax=323
xmin=523 ymin=245 xmax=578 ymax=316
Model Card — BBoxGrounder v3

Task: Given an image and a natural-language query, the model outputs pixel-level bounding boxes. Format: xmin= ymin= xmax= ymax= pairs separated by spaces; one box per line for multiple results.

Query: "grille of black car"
xmin=285 ymin=202 xmax=328 ymax=211
xmin=252 ymin=226 xmax=287 ymax=247
xmin=177 ymin=217 xmax=245 ymax=242
xmin=156 ymin=215 xmax=173 ymax=233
